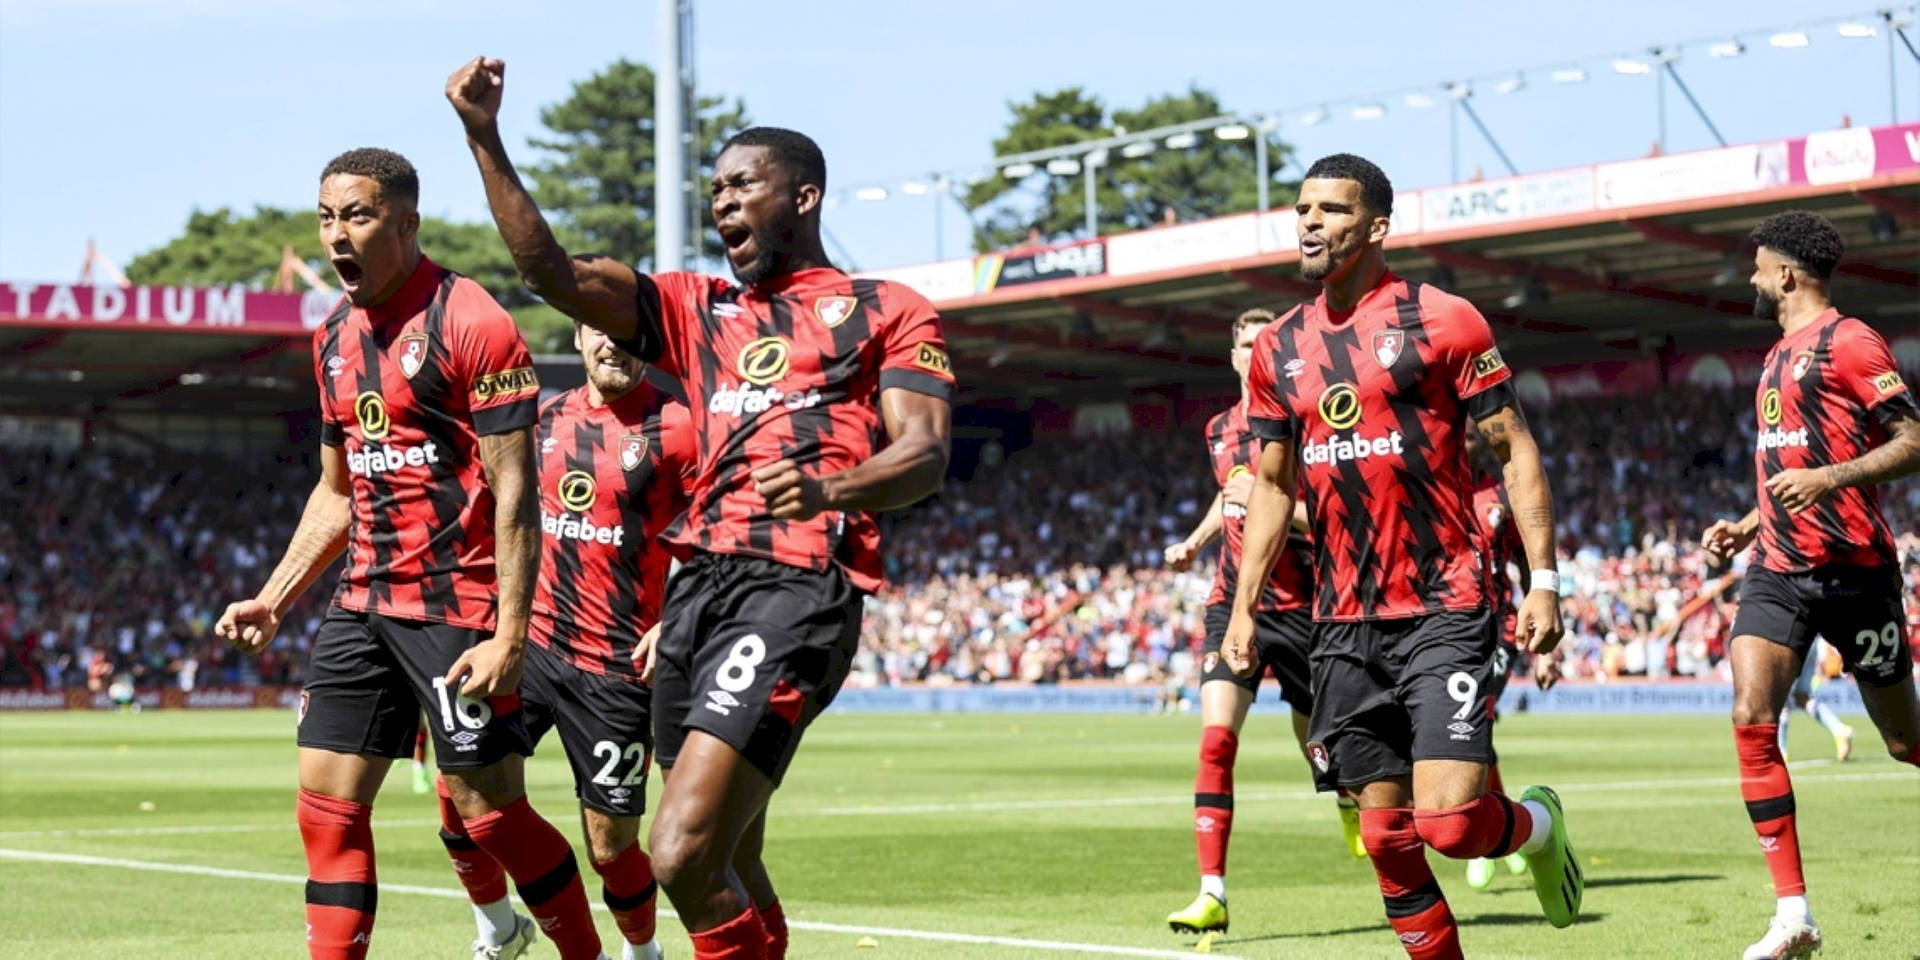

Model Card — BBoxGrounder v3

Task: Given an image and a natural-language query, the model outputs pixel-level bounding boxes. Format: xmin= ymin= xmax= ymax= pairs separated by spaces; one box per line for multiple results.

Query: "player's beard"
xmin=587 ymin=362 xmax=637 ymax=397
xmin=1752 ymin=288 xmax=1781 ymax=321
xmin=1299 ymin=232 xmax=1361 ymax=282
xmin=730 ymin=222 xmax=786 ymax=287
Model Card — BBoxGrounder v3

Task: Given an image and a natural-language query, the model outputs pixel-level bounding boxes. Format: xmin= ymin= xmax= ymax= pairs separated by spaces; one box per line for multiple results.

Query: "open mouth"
xmin=718 ymin=223 xmax=752 ymax=254
xmin=1300 ymin=237 xmax=1327 ymax=256
xmin=331 ymin=257 xmax=364 ymax=291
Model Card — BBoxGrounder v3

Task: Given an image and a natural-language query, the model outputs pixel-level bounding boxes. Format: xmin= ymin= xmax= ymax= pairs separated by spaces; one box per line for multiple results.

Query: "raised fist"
xmin=446 ymin=56 xmax=507 ymax=132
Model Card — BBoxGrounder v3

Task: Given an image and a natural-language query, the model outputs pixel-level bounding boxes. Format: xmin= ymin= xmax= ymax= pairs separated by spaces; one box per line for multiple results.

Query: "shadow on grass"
xmin=1211 ymin=912 xmax=1607 ymax=946
xmin=1481 ymin=871 xmax=1722 ymax=896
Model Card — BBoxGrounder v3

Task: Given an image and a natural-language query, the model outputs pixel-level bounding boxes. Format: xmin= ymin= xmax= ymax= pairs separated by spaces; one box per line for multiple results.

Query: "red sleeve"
xmin=1831 ymin=319 xmax=1914 ymax=417
xmin=1431 ymin=292 xmax=1515 ymax=420
xmin=876 ymin=283 xmax=955 ymax=400
xmin=312 ymin=325 xmax=344 ymax=446
xmin=1245 ymin=323 xmax=1295 ymax=442
xmin=447 ymin=280 xmax=540 ymax=437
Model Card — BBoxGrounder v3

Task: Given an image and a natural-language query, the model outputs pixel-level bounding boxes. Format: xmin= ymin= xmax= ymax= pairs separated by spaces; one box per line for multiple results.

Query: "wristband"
xmin=1530 ymin=570 xmax=1560 ymax=595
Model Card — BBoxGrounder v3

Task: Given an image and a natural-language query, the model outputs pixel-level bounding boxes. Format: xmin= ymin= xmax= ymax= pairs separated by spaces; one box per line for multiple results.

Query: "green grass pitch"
xmin=1 ymin=709 xmax=1915 ymax=958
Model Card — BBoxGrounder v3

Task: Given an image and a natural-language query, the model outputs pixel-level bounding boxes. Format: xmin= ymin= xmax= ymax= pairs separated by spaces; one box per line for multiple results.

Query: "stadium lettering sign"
xmin=1 ymin=282 xmax=332 ymax=334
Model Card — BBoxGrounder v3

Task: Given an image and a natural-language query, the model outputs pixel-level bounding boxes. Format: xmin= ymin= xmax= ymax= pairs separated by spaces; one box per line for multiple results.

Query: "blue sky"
xmin=0 ymin=0 xmax=1909 ymax=283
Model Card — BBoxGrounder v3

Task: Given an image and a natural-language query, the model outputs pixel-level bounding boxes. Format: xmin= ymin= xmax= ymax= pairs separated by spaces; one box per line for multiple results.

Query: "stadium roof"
xmin=867 ymin=121 xmax=1920 ymax=403
xmin=3 ymin=122 xmax=1915 ymax=419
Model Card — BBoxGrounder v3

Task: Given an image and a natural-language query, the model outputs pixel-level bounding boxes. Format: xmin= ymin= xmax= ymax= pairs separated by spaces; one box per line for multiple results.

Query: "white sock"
xmin=623 ymin=941 xmax=655 ymax=960
xmin=1777 ymin=708 xmax=1791 ymax=754
xmin=1807 ymin=699 xmax=1847 ymax=738
xmin=1199 ymin=874 xmax=1226 ymax=901
xmin=472 ymin=896 xmax=516 ymax=946
xmin=1519 ymin=799 xmax=1553 ymax=854
xmin=1776 ymin=894 xmax=1811 ymax=922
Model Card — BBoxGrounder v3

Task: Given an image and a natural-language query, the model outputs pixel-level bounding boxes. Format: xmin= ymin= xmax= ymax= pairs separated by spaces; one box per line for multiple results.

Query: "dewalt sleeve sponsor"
xmin=471 ymin=366 xmax=540 ymax=406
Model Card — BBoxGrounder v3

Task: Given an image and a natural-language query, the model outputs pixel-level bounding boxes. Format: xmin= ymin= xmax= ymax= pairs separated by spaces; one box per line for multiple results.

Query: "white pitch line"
xmin=0 ymin=848 xmax=1235 ymax=960
xmin=3 ymin=764 xmax=1911 ymax=840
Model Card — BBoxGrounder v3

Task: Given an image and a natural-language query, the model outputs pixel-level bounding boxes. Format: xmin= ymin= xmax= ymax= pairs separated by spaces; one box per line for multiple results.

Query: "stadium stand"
xmin=7 ymin=387 xmax=1912 ymax=693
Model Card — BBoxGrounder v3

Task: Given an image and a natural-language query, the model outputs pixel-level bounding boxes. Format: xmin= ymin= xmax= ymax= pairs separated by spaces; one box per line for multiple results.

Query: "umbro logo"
xmin=537 ymin=916 xmax=560 ymax=932
xmin=1398 ymin=931 xmax=1428 ymax=945
xmin=1448 ymin=721 xmax=1476 ymax=740
xmin=1759 ymin=837 xmax=1779 ymax=852
xmin=706 ymin=689 xmax=741 ymax=715
xmin=713 ymin=303 xmax=744 ymax=319
xmin=1284 ymin=358 xmax=1307 ymax=379
xmin=326 ymin=355 xmax=346 ymax=375
xmin=451 ymin=731 xmax=480 ymax=749
xmin=1212 ymin=442 xmax=1226 ymax=454
xmin=1195 ymin=815 xmax=1217 ymax=833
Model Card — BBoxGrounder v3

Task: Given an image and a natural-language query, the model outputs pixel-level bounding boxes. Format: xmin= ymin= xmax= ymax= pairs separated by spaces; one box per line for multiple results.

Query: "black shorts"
xmin=519 ymin=639 xmax=653 ymax=817
xmin=1305 ymin=609 xmax=1500 ymax=792
xmin=1200 ymin=604 xmax=1315 ymax=712
xmin=652 ymin=553 xmax=863 ymax=786
xmin=298 ymin=606 xmax=533 ymax=770
xmin=1731 ymin=564 xmax=1912 ymax=687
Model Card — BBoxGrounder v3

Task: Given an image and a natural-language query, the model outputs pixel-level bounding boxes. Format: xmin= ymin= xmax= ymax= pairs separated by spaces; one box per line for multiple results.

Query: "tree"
xmin=123 ymin=206 xmax=583 ymax=350
xmin=526 ymin=58 xmax=749 ymax=269
xmin=962 ymin=86 xmax=1292 ymax=251
xmin=124 ymin=206 xmax=526 ymax=302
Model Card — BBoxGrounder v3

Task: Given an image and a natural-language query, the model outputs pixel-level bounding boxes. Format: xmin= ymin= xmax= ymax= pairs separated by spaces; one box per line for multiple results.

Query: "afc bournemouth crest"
xmin=397 ymin=332 xmax=429 ymax=379
xmin=1790 ymin=351 xmax=1815 ymax=382
xmin=1306 ymin=740 xmax=1331 ymax=773
xmin=1372 ymin=329 xmax=1404 ymax=368
xmin=618 ymin=433 xmax=649 ymax=472
xmin=814 ymin=296 xmax=857 ymax=328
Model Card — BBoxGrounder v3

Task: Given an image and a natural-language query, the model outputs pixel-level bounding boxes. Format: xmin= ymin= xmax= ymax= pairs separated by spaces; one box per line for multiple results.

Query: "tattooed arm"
xmin=1476 ymin=402 xmax=1564 ymax=655
xmin=1766 ymin=406 xmax=1920 ymax=514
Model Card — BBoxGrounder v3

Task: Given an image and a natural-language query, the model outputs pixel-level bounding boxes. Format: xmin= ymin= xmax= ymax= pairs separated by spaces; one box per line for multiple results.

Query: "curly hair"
xmin=1750 ymin=210 xmax=1842 ymax=281
xmin=1304 ymin=152 xmax=1394 ymax=218
xmin=320 ymin=148 xmax=419 ymax=208
xmin=722 ymin=126 xmax=827 ymax=193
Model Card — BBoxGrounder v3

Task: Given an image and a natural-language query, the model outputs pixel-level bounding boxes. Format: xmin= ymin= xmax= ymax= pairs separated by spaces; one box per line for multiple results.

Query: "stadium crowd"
xmin=4 ymin=386 xmax=1916 ymax=692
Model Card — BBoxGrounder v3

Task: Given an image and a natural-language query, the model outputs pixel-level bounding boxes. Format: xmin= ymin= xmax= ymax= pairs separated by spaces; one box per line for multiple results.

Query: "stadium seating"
xmin=4 ymin=386 xmax=1915 ymax=692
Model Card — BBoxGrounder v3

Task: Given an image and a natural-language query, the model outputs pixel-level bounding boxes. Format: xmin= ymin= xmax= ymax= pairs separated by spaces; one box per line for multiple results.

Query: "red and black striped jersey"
xmin=313 ymin=257 xmax=539 ymax=630
xmin=530 ymin=383 xmax=695 ymax=682
xmin=1246 ymin=273 xmax=1515 ymax=622
xmin=1469 ymin=475 xmax=1524 ymax=639
xmin=1750 ymin=310 xmax=1915 ymax=574
xmin=614 ymin=267 xmax=955 ymax=594
xmin=1202 ymin=401 xmax=1313 ymax=612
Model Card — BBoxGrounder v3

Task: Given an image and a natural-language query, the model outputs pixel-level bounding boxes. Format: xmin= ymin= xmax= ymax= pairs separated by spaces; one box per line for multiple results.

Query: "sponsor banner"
xmin=0 ymin=689 xmax=73 ymax=710
xmin=0 ymin=685 xmax=301 ymax=709
xmin=973 ymin=238 xmax=1105 ymax=293
xmin=1421 ymin=169 xmax=1594 ymax=232
xmin=1798 ymin=122 xmax=1920 ymax=185
xmin=1257 ymin=208 xmax=1300 ymax=252
xmin=829 ymin=680 xmax=1868 ymax=714
xmin=855 ymin=258 xmax=975 ymax=304
xmin=1597 ymin=141 xmax=1792 ymax=209
xmin=0 ymin=415 xmax=83 ymax=451
xmin=1105 ymin=213 xmax=1260 ymax=276
xmin=0 ymin=282 xmax=333 ymax=335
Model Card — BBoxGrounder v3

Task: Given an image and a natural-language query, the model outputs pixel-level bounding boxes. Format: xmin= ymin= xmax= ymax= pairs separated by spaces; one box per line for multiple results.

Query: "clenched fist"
xmin=216 ymin=599 xmax=280 ymax=655
xmin=446 ymin=56 xmax=506 ymax=133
